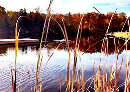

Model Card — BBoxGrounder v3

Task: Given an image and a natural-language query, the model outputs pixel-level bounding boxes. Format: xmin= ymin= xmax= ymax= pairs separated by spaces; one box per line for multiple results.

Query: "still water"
xmin=0 ymin=36 xmax=129 ymax=92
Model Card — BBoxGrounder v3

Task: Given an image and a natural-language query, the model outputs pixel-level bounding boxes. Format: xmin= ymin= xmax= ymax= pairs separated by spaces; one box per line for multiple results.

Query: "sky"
xmin=0 ymin=0 xmax=130 ymax=16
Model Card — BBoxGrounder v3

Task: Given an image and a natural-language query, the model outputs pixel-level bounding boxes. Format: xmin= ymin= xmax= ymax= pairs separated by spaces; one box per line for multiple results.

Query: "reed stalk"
xmin=27 ymin=71 xmax=33 ymax=92
xmin=71 ymin=14 xmax=84 ymax=92
xmin=45 ymin=15 xmax=52 ymax=44
xmin=105 ymin=9 xmax=117 ymax=36
xmin=115 ymin=58 xmax=123 ymax=92
xmin=11 ymin=4 xmax=130 ymax=92
xmin=121 ymin=18 xmax=128 ymax=32
xmin=81 ymin=68 xmax=85 ymax=92
xmin=47 ymin=15 xmax=71 ymax=92
xmin=59 ymin=71 xmax=61 ymax=92
xmin=124 ymin=20 xmax=130 ymax=92
xmin=62 ymin=18 xmax=71 ymax=92
xmin=35 ymin=0 xmax=53 ymax=91
xmin=13 ymin=17 xmax=19 ymax=92
xmin=11 ymin=69 xmax=14 ymax=92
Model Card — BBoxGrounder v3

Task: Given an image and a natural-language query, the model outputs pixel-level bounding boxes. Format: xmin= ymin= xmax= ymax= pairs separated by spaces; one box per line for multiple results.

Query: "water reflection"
xmin=45 ymin=35 xmax=127 ymax=54
xmin=0 ymin=47 xmax=7 ymax=55
xmin=0 ymin=35 xmax=129 ymax=92
xmin=0 ymin=35 xmax=127 ymax=55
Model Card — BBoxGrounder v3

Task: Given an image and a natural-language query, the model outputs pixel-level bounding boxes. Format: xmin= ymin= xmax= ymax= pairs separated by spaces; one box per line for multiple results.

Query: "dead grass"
xmin=12 ymin=2 xmax=130 ymax=92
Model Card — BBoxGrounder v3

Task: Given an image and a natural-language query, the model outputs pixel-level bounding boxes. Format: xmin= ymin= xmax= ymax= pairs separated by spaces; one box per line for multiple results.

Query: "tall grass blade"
xmin=93 ymin=61 xmax=95 ymax=75
xmin=51 ymin=17 xmax=66 ymax=39
xmin=45 ymin=42 xmax=63 ymax=66
xmin=124 ymin=20 xmax=130 ymax=92
xmin=18 ymin=76 xmax=22 ymax=92
xmin=115 ymin=58 xmax=123 ymax=92
xmin=105 ymin=9 xmax=117 ymax=36
xmin=39 ymin=81 xmax=42 ymax=92
xmin=34 ymin=1 xmax=53 ymax=91
xmin=11 ymin=69 xmax=14 ymax=92
xmin=14 ymin=21 xmax=19 ymax=92
xmin=82 ymin=39 xmax=104 ymax=55
xmin=62 ymin=18 xmax=71 ymax=92
xmin=38 ymin=55 xmax=43 ymax=74
xmin=27 ymin=71 xmax=33 ymax=92
xmin=93 ymin=7 xmax=101 ymax=14
xmin=121 ymin=18 xmax=128 ymax=32
xmin=45 ymin=16 xmax=52 ymax=44
xmin=82 ymin=68 xmax=85 ymax=92
xmin=72 ymin=14 xmax=84 ymax=92
xmin=59 ymin=71 xmax=61 ymax=92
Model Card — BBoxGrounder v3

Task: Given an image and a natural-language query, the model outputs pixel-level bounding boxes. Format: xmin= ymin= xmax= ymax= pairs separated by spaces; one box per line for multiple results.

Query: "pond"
xmin=0 ymin=35 xmax=129 ymax=92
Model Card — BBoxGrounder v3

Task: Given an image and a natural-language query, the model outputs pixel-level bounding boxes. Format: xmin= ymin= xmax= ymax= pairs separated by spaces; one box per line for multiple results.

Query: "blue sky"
xmin=0 ymin=0 xmax=130 ymax=16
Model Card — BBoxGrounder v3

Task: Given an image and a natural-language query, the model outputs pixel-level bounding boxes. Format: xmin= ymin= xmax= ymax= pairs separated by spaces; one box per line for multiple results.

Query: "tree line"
xmin=0 ymin=6 xmax=129 ymax=39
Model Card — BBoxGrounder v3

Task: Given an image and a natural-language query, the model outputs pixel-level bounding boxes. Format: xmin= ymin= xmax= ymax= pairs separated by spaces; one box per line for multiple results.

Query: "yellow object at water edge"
xmin=112 ymin=32 xmax=130 ymax=38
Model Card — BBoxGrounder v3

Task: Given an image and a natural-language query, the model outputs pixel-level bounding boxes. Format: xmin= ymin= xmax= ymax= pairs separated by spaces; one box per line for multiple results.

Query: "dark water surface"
xmin=0 ymin=36 xmax=129 ymax=92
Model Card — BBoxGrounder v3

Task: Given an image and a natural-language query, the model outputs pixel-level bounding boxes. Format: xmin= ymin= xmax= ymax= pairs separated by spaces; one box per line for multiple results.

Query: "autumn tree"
xmin=7 ymin=11 xmax=19 ymax=29
xmin=0 ymin=6 xmax=9 ymax=30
